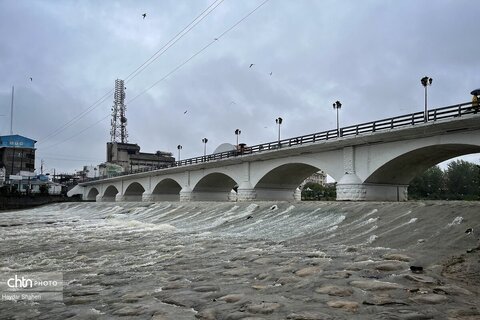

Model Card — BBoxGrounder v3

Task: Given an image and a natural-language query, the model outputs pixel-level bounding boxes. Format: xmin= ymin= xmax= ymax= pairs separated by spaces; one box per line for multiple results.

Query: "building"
xmin=0 ymin=135 xmax=36 ymax=181
xmin=299 ymin=170 xmax=327 ymax=189
xmin=106 ymin=142 xmax=175 ymax=173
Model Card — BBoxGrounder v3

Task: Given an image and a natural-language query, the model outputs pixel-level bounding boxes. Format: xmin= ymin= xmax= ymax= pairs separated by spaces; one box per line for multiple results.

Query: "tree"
xmin=408 ymin=165 xmax=444 ymax=199
xmin=445 ymin=160 xmax=480 ymax=200
xmin=301 ymin=182 xmax=336 ymax=201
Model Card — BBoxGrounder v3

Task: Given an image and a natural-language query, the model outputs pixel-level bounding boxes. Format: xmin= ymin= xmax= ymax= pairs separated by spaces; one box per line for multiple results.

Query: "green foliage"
xmin=408 ymin=160 xmax=480 ymax=200
xmin=444 ymin=160 xmax=480 ymax=200
xmin=408 ymin=166 xmax=445 ymax=199
xmin=302 ymin=182 xmax=336 ymax=201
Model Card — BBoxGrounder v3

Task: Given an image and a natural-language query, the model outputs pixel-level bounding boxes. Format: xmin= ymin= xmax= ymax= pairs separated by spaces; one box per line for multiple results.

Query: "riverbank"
xmin=0 ymin=194 xmax=81 ymax=211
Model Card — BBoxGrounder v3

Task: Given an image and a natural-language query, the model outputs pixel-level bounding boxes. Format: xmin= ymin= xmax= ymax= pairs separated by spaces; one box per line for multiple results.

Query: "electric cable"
xmin=41 ymin=0 xmax=271 ymax=151
xmin=128 ymin=0 xmax=271 ymax=104
xmin=37 ymin=0 xmax=224 ymax=145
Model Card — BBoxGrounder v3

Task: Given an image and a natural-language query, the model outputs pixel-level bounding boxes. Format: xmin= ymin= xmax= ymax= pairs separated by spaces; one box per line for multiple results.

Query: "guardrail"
xmin=82 ymin=101 xmax=477 ymax=183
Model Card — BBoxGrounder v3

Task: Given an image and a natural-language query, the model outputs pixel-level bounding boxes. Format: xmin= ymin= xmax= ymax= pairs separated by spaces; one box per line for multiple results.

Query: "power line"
xmin=37 ymin=90 xmax=112 ymax=144
xmin=128 ymin=0 xmax=271 ymax=104
xmin=37 ymin=0 xmax=224 ymax=145
xmin=124 ymin=0 xmax=225 ymax=83
xmin=41 ymin=0 xmax=271 ymax=151
xmin=40 ymin=114 xmax=110 ymax=151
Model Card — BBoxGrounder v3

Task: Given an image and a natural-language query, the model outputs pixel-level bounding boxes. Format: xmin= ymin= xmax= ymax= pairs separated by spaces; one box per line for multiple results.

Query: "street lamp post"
xmin=275 ymin=117 xmax=283 ymax=144
xmin=177 ymin=145 xmax=182 ymax=161
xmin=234 ymin=129 xmax=241 ymax=147
xmin=202 ymin=138 xmax=208 ymax=157
xmin=421 ymin=76 xmax=433 ymax=122
xmin=332 ymin=100 xmax=342 ymax=136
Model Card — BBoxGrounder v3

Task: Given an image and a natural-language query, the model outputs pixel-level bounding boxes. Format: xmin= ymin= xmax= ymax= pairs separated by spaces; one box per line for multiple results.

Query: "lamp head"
xmin=421 ymin=76 xmax=432 ymax=87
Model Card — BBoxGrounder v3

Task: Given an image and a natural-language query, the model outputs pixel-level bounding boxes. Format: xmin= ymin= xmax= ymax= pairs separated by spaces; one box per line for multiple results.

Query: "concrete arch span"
xmin=365 ymin=144 xmax=480 ymax=185
xmin=121 ymin=182 xmax=145 ymax=201
xmin=191 ymin=172 xmax=238 ymax=201
xmin=149 ymin=178 xmax=182 ymax=201
xmin=254 ymin=163 xmax=320 ymax=200
xmin=86 ymin=187 xmax=99 ymax=201
xmin=102 ymin=185 xmax=119 ymax=202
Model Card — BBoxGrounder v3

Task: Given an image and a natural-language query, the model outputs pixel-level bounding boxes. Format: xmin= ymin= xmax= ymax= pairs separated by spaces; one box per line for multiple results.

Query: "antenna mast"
xmin=110 ymin=79 xmax=128 ymax=143
xmin=10 ymin=86 xmax=14 ymax=135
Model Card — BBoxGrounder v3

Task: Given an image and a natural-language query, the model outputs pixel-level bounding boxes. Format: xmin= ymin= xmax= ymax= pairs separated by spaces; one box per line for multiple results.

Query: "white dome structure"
xmin=213 ymin=143 xmax=236 ymax=154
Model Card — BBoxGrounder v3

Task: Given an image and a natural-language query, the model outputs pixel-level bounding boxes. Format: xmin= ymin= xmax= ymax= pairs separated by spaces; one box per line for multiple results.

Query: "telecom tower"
xmin=110 ymin=79 xmax=128 ymax=143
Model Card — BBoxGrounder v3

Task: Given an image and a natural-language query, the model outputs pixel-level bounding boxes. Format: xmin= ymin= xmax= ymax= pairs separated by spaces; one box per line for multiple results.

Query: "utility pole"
xmin=10 ymin=86 xmax=14 ymax=135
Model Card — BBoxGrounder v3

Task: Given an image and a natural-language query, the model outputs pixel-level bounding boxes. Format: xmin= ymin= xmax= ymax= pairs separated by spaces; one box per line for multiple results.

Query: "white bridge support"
xmin=70 ymin=114 xmax=480 ymax=202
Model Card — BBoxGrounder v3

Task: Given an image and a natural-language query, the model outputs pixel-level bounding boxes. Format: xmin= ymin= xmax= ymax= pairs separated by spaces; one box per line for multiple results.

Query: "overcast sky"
xmin=1 ymin=0 xmax=479 ymax=176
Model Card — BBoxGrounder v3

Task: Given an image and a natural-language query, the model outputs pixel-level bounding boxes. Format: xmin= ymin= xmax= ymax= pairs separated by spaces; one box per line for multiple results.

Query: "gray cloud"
xmin=1 ymin=0 xmax=479 ymax=174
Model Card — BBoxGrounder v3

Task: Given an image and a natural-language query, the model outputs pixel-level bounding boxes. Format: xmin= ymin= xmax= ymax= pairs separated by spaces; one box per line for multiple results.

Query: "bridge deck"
xmin=80 ymin=101 xmax=478 ymax=185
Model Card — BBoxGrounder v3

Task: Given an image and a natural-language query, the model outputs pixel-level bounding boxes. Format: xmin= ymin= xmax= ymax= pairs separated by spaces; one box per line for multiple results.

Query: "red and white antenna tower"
xmin=110 ymin=79 xmax=128 ymax=143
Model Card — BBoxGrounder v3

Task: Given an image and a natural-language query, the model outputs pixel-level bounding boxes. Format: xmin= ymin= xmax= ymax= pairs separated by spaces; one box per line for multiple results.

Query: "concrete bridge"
xmin=70 ymin=102 xmax=480 ymax=202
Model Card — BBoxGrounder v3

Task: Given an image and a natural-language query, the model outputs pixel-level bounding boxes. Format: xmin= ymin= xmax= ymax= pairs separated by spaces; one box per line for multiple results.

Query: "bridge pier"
xmin=115 ymin=194 xmax=127 ymax=202
xmin=96 ymin=195 xmax=114 ymax=202
xmin=336 ymin=173 xmax=367 ymax=201
xmin=237 ymin=182 xmax=257 ymax=201
xmin=179 ymin=187 xmax=193 ymax=202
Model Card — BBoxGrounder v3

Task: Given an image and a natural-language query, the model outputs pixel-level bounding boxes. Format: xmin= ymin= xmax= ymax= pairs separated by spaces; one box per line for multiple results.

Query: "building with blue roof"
xmin=0 ymin=135 xmax=36 ymax=181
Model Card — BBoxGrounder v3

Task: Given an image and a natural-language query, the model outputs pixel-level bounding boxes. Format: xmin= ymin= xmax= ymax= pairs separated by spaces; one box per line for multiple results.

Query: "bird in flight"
xmin=269 ymin=72 xmax=273 ymax=76
xmin=29 ymin=77 xmax=33 ymax=81
xmin=142 ymin=13 xmax=147 ymax=19
xmin=184 ymin=110 xmax=188 ymax=114
xmin=249 ymin=64 xmax=254 ymax=68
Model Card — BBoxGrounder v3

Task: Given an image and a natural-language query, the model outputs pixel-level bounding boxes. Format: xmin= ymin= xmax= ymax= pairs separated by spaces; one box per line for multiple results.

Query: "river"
xmin=1 ymin=201 xmax=479 ymax=319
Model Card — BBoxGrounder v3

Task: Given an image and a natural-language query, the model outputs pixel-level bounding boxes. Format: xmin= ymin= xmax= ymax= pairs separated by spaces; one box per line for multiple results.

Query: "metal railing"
xmin=82 ymin=101 xmax=477 ymax=183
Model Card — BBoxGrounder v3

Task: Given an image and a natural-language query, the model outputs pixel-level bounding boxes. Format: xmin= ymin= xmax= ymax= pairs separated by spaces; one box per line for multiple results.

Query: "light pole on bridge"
xmin=177 ymin=145 xmax=182 ymax=161
xmin=202 ymin=138 xmax=208 ymax=157
xmin=332 ymin=100 xmax=342 ymax=136
xmin=275 ymin=117 xmax=283 ymax=144
xmin=235 ymin=129 xmax=241 ymax=147
xmin=421 ymin=76 xmax=433 ymax=122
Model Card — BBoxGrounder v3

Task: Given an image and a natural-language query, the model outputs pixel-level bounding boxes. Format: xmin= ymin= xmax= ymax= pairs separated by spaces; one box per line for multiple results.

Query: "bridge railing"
xmin=83 ymin=101 xmax=476 ymax=182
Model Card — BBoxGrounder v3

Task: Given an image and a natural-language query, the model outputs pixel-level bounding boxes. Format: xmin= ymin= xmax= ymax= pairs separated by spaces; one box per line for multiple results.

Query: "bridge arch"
xmin=191 ymin=172 xmax=238 ymax=201
xmin=102 ymin=185 xmax=119 ymax=202
xmin=123 ymin=182 xmax=146 ymax=201
xmin=151 ymin=178 xmax=182 ymax=201
xmin=86 ymin=187 xmax=99 ymax=201
xmin=365 ymin=143 xmax=480 ymax=185
xmin=254 ymin=163 xmax=320 ymax=200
